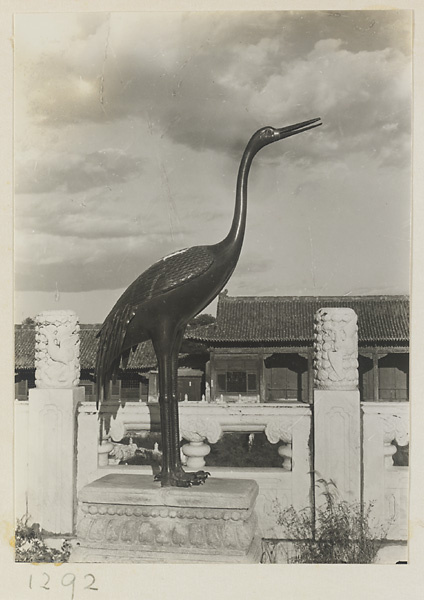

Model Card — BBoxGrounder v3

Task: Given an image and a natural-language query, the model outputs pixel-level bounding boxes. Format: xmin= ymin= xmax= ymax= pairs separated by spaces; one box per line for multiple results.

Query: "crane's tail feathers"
xmin=95 ymin=304 xmax=134 ymax=409
xmin=96 ymin=378 xmax=105 ymax=410
xmin=121 ymin=347 xmax=131 ymax=370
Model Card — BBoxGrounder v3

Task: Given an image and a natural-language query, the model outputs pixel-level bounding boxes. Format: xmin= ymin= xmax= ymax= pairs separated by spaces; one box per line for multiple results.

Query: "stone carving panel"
xmin=313 ymin=307 xmax=358 ymax=390
xmin=180 ymin=416 xmax=222 ymax=444
xmin=265 ymin=418 xmax=292 ymax=444
xmin=76 ymin=501 xmax=257 ymax=556
xmin=381 ymin=412 xmax=409 ymax=468
xmin=35 ymin=310 xmax=80 ymax=388
xmin=382 ymin=413 xmax=409 ymax=447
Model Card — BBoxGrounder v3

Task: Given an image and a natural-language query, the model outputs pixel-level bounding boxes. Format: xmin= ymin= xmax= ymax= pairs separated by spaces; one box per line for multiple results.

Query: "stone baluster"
xmin=381 ymin=413 xmax=409 ymax=468
xmin=181 ymin=441 xmax=210 ymax=470
xmin=180 ymin=417 xmax=222 ymax=470
xmin=265 ymin=418 xmax=293 ymax=470
xmin=109 ymin=415 xmax=127 ymax=442
xmin=98 ymin=439 xmax=114 ymax=467
xmin=277 ymin=444 xmax=293 ymax=471
xmin=97 ymin=414 xmax=128 ymax=466
xmin=383 ymin=436 xmax=398 ymax=469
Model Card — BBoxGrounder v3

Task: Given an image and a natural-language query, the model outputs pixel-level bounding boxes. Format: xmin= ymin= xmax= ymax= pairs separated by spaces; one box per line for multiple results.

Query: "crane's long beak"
xmin=276 ymin=117 xmax=322 ymax=139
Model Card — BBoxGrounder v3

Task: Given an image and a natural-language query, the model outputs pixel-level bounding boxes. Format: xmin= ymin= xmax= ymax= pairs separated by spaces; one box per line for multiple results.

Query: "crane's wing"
xmin=96 ymin=245 xmax=215 ymax=404
xmin=119 ymin=245 xmax=215 ymax=307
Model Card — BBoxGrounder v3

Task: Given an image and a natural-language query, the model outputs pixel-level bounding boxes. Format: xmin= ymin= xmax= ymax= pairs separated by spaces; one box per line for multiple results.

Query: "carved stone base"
xmin=71 ymin=475 xmax=261 ymax=563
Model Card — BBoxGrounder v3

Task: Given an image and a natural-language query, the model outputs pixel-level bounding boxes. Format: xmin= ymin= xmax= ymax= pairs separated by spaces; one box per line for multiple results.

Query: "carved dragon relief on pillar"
xmin=35 ymin=310 xmax=80 ymax=388
xmin=313 ymin=307 xmax=359 ymax=391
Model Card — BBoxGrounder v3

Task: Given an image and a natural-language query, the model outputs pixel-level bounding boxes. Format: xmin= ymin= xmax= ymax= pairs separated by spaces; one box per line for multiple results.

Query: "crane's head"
xmin=251 ymin=117 xmax=322 ymax=150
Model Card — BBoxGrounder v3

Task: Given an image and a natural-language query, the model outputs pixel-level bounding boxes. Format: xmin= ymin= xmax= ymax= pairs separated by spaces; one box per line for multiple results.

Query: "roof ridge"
xmin=220 ymin=294 xmax=410 ymax=302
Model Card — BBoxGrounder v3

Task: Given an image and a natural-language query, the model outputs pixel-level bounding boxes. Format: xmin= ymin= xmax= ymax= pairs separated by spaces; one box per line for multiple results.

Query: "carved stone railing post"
xmin=313 ymin=307 xmax=358 ymax=391
xmin=313 ymin=307 xmax=360 ymax=503
xmin=180 ymin=417 xmax=222 ymax=470
xmin=34 ymin=310 xmax=81 ymax=388
xmin=362 ymin=404 xmax=409 ymax=541
xmin=28 ymin=310 xmax=84 ymax=534
xmin=77 ymin=403 xmax=100 ymax=492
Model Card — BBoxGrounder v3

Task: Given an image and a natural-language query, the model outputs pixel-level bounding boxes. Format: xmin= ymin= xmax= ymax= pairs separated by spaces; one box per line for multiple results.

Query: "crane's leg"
xmin=152 ymin=325 xmax=207 ymax=487
xmin=154 ymin=345 xmax=174 ymax=484
xmin=168 ymin=327 xmax=209 ymax=486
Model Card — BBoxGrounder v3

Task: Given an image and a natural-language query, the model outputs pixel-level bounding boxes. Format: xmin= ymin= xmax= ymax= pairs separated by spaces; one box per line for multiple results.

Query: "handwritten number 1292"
xmin=29 ymin=572 xmax=98 ymax=599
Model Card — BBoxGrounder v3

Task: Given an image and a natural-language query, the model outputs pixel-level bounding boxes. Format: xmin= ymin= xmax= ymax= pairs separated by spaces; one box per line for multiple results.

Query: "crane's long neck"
xmin=222 ymin=140 xmax=258 ymax=254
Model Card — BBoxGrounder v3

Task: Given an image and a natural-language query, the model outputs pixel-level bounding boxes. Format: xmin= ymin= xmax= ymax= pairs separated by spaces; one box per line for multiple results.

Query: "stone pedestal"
xmin=72 ymin=475 xmax=261 ymax=563
xmin=28 ymin=386 xmax=84 ymax=534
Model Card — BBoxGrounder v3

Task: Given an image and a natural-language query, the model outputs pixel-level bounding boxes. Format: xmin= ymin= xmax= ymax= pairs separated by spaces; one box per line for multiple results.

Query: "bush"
xmin=206 ymin=432 xmax=283 ymax=468
xmin=274 ymin=479 xmax=387 ymax=564
xmin=14 ymin=517 xmax=71 ymax=563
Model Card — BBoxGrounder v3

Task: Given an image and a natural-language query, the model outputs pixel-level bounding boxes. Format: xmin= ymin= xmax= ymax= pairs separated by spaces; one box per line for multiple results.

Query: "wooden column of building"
xmin=373 ymin=349 xmax=379 ymax=402
xmin=308 ymin=348 xmax=314 ymax=403
xmin=259 ymin=351 xmax=267 ymax=403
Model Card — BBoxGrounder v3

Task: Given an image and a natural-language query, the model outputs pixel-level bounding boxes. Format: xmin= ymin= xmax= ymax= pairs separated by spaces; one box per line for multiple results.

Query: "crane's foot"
xmin=154 ymin=468 xmax=210 ymax=488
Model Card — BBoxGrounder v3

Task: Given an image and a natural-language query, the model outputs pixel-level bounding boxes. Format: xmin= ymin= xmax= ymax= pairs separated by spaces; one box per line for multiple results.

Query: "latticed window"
xmin=217 ymin=371 xmax=258 ymax=394
xmin=264 ymin=354 xmax=308 ymax=402
xmin=80 ymin=379 xmax=96 ymax=401
xmin=121 ymin=377 xmax=141 ymax=400
xmin=110 ymin=380 xmax=121 ymax=398
xmin=15 ymin=378 xmax=28 ymax=401
xmin=15 ymin=373 xmax=35 ymax=400
xmin=215 ymin=357 xmax=259 ymax=397
xmin=358 ymin=355 xmax=374 ymax=401
xmin=379 ymin=353 xmax=408 ymax=401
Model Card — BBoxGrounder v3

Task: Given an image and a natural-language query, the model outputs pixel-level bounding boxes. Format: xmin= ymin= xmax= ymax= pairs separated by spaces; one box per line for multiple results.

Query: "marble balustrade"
xmin=76 ymin=400 xmax=312 ymax=538
xmin=362 ymin=402 xmax=409 ymax=540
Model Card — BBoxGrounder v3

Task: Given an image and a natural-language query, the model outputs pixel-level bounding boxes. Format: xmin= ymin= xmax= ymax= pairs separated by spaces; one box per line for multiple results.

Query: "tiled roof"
xmin=15 ymin=294 xmax=409 ymax=369
xmin=14 ymin=327 xmax=35 ymax=369
xmin=15 ymin=325 xmax=158 ymax=371
xmin=187 ymin=294 xmax=409 ymax=345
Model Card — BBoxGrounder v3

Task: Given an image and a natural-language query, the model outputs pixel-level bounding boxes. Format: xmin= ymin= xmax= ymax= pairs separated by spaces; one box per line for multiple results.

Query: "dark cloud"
xmin=15 ymin=191 xmax=193 ymax=242
xmin=15 ymin=233 xmax=186 ymax=292
xmin=14 ymin=11 xmax=411 ymax=300
xmin=18 ymin=11 xmax=411 ymax=166
xmin=16 ymin=150 xmax=143 ymax=194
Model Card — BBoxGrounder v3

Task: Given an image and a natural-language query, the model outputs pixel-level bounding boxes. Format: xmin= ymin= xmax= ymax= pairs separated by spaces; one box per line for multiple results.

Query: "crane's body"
xmin=96 ymin=117 xmax=322 ymax=487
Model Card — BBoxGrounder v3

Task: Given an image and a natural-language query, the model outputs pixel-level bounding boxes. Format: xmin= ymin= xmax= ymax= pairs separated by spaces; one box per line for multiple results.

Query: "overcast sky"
xmin=14 ymin=10 xmax=412 ymax=324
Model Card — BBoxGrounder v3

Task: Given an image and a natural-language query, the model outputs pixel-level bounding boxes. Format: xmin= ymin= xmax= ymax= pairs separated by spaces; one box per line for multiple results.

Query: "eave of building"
xmin=187 ymin=294 xmax=409 ymax=346
xmin=14 ymin=325 xmax=206 ymax=371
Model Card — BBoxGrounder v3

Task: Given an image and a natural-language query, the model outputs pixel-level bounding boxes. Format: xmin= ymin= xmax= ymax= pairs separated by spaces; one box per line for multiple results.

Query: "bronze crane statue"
xmin=96 ymin=117 xmax=322 ymax=487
